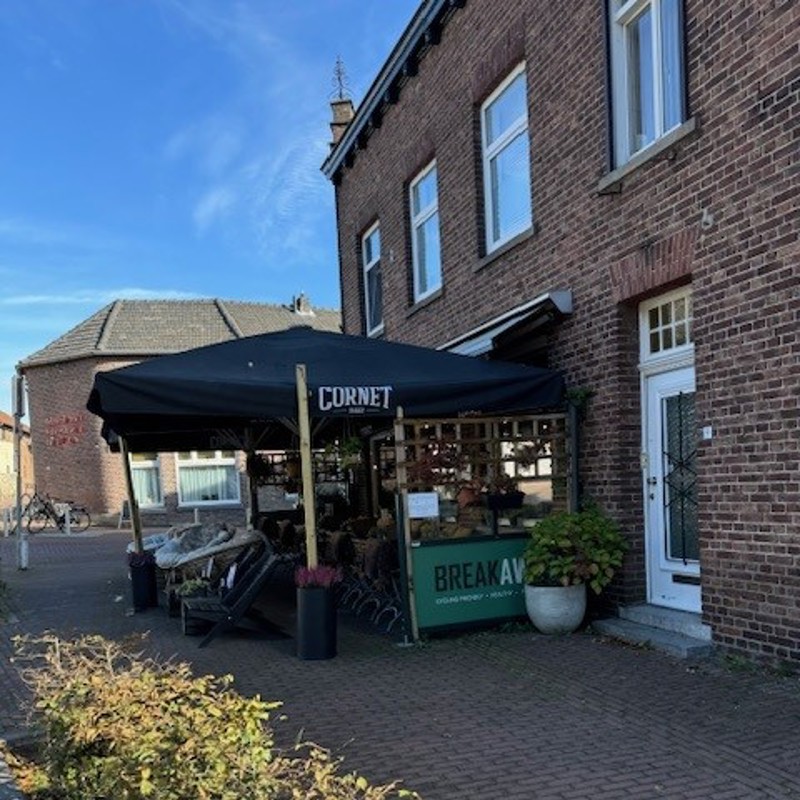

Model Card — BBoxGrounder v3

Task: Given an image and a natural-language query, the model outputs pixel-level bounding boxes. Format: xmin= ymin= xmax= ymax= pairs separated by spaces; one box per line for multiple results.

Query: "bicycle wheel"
xmin=27 ymin=512 xmax=51 ymax=533
xmin=68 ymin=508 xmax=91 ymax=532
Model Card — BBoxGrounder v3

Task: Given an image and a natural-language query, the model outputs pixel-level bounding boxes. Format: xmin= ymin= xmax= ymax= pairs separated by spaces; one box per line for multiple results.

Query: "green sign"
xmin=411 ymin=535 xmax=528 ymax=630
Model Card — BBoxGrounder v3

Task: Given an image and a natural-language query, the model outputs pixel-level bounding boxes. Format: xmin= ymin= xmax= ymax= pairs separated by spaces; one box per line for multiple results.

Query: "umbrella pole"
xmin=295 ymin=364 xmax=318 ymax=568
xmin=119 ymin=437 xmax=144 ymax=553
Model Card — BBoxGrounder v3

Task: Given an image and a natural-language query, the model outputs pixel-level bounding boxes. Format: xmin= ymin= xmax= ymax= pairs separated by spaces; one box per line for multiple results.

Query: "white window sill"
xmin=407 ymin=287 xmax=443 ymax=317
xmin=366 ymin=324 xmax=385 ymax=338
xmin=597 ymin=117 xmax=697 ymax=195
xmin=475 ymin=226 xmax=535 ymax=272
xmin=177 ymin=502 xmax=242 ymax=509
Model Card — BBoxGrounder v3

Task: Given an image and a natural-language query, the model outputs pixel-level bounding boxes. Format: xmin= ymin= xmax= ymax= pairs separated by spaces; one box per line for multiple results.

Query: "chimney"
xmin=292 ymin=293 xmax=313 ymax=316
xmin=329 ymin=98 xmax=355 ymax=149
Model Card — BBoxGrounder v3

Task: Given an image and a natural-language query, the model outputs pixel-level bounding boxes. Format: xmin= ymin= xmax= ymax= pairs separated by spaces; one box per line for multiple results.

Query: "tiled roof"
xmin=18 ymin=297 xmax=342 ymax=369
xmin=0 ymin=410 xmax=30 ymax=434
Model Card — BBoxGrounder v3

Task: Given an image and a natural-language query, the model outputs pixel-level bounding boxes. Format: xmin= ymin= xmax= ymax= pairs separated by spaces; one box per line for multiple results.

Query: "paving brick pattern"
xmin=2 ymin=531 xmax=800 ymax=799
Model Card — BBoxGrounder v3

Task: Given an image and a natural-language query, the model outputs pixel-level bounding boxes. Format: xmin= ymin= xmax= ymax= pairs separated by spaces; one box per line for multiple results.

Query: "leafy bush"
xmin=523 ymin=508 xmax=626 ymax=594
xmin=4 ymin=634 xmax=419 ymax=800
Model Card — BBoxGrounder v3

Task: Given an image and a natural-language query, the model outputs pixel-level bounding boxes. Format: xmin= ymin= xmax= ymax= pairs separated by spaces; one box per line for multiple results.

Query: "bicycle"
xmin=24 ymin=492 xmax=91 ymax=533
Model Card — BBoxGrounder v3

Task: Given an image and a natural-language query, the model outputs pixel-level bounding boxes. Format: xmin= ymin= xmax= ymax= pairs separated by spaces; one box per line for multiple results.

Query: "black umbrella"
xmin=87 ymin=327 xmax=565 ymax=564
xmin=88 ymin=327 xmax=563 ymax=444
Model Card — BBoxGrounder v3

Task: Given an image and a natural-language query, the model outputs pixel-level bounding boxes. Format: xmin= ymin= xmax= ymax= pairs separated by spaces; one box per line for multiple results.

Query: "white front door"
xmin=643 ymin=366 xmax=700 ymax=612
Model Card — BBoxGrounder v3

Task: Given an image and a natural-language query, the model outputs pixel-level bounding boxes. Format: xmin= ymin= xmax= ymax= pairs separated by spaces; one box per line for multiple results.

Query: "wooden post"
xmin=119 ymin=437 xmax=144 ymax=553
xmin=394 ymin=407 xmax=419 ymax=641
xmin=295 ymin=364 xmax=318 ymax=568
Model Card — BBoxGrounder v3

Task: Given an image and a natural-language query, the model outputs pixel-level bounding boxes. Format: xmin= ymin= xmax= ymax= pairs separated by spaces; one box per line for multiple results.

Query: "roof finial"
xmin=332 ymin=55 xmax=351 ymax=101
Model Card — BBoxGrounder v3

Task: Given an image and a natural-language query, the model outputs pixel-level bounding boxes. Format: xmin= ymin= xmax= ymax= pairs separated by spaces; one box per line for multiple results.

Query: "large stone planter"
xmin=524 ymin=583 xmax=586 ymax=634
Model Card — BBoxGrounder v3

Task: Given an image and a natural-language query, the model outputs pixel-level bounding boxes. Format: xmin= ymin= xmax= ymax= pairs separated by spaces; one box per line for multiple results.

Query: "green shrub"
xmin=523 ymin=508 xmax=626 ymax=594
xmin=5 ymin=634 xmax=419 ymax=800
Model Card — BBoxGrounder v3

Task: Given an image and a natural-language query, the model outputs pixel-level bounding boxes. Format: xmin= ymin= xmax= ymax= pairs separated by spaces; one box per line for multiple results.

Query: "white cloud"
xmin=164 ymin=117 xmax=245 ymax=177
xmin=0 ymin=287 xmax=203 ymax=306
xmin=193 ymin=187 xmax=237 ymax=233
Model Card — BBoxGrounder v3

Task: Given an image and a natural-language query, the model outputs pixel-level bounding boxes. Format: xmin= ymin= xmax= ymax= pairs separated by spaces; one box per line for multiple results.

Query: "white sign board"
xmin=407 ymin=492 xmax=440 ymax=519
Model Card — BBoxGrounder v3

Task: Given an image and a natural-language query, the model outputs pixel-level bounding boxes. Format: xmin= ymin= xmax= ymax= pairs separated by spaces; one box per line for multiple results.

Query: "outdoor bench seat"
xmin=181 ymin=550 xmax=290 ymax=648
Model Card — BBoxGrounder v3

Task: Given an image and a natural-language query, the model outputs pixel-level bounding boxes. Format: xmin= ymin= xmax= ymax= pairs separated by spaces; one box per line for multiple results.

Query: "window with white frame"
xmin=176 ymin=450 xmax=240 ymax=505
xmin=639 ymin=288 xmax=693 ymax=363
xmin=361 ymin=222 xmax=383 ymax=336
xmin=481 ymin=63 xmax=533 ymax=253
xmin=609 ymin=0 xmax=686 ymax=166
xmin=130 ymin=452 xmax=162 ymax=507
xmin=410 ymin=162 xmax=442 ymax=302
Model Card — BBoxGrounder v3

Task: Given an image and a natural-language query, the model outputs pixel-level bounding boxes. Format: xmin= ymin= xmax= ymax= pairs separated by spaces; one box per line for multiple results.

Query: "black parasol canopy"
xmin=87 ymin=327 xmax=564 ymax=451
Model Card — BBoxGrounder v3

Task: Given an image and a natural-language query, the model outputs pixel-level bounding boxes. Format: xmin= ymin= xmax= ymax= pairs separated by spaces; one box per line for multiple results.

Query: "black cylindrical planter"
xmin=130 ymin=561 xmax=158 ymax=611
xmin=296 ymin=587 xmax=337 ymax=660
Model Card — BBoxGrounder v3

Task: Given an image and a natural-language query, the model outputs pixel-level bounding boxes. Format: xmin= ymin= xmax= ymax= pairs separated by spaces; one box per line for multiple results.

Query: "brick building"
xmin=0 ymin=411 xmax=34 ymax=511
xmin=323 ymin=1 xmax=799 ymax=662
xmin=18 ymin=296 xmax=341 ymax=528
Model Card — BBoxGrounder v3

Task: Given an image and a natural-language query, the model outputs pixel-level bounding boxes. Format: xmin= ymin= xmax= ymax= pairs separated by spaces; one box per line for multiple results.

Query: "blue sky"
xmin=0 ymin=0 xmax=418 ymax=410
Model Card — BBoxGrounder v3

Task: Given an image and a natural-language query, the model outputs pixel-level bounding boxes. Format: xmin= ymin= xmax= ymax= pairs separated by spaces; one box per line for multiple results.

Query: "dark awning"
xmin=87 ymin=327 xmax=565 ymax=451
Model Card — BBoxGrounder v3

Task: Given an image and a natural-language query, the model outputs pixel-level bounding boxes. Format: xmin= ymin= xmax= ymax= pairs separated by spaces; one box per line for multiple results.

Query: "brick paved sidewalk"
xmin=2 ymin=531 xmax=800 ymax=799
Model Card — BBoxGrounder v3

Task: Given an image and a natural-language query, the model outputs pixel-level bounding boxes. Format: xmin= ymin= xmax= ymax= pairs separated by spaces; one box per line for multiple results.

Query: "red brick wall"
xmin=24 ymin=357 xmax=248 ymax=529
xmin=333 ymin=1 xmax=800 ymax=661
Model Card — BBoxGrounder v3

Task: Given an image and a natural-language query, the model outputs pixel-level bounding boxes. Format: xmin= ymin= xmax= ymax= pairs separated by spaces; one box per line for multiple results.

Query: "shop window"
xmin=409 ymin=161 xmax=442 ymax=302
xmin=362 ymin=222 xmax=383 ymax=336
xmin=176 ymin=450 xmax=240 ymax=505
xmin=608 ymin=0 xmax=686 ymax=167
xmin=481 ymin=63 xmax=533 ymax=252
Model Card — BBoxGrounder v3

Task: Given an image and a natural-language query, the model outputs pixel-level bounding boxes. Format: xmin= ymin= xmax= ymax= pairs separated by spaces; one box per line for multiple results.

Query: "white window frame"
xmin=609 ymin=0 xmax=686 ymax=167
xmin=129 ymin=452 xmax=163 ymax=508
xmin=481 ymin=62 xmax=533 ymax=253
xmin=175 ymin=450 xmax=241 ymax=507
xmin=361 ymin=221 xmax=384 ymax=337
xmin=638 ymin=287 xmax=694 ymax=371
xmin=409 ymin=161 xmax=442 ymax=303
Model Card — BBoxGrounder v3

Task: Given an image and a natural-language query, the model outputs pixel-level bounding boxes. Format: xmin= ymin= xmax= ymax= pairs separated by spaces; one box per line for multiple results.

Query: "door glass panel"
xmin=662 ymin=391 xmax=698 ymax=562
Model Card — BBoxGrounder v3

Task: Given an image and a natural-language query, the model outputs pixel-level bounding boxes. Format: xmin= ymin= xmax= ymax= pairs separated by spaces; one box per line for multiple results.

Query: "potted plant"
xmin=295 ymin=565 xmax=342 ymax=660
xmin=127 ymin=550 xmax=158 ymax=612
xmin=522 ymin=507 xmax=626 ymax=634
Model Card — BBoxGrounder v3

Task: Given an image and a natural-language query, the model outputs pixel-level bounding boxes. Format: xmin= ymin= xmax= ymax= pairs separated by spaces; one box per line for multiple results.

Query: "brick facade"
xmin=328 ymin=1 xmax=799 ymax=662
xmin=19 ymin=298 xmax=341 ymax=530
xmin=24 ymin=357 xmax=250 ymax=528
xmin=0 ymin=414 xmax=34 ymax=510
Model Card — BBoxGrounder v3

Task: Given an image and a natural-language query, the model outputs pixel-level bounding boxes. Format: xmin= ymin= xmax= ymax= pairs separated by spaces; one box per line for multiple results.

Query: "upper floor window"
xmin=409 ymin=162 xmax=442 ymax=302
xmin=609 ymin=0 xmax=686 ymax=167
xmin=130 ymin=452 xmax=162 ymax=508
xmin=481 ymin=63 xmax=533 ymax=253
xmin=361 ymin=222 xmax=383 ymax=336
xmin=176 ymin=450 xmax=239 ymax=505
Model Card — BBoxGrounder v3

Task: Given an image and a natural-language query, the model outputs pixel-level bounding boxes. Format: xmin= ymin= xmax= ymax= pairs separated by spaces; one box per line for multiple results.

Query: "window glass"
xmin=176 ymin=451 xmax=240 ymax=505
xmin=412 ymin=169 xmax=437 ymax=216
xmin=485 ymin=73 xmax=526 ymax=146
xmin=610 ymin=0 xmax=686 ymax=166
xmin=642 ymin=291 xmax=693 ymax=360
xmin=362 ymin=224 xmax=383 ymax=335
xmin=130 ymin=453 xmax=162 ymax=507
xmin=627 ymin=7 xmax=655 ymax=153
xmin=489 ymin=133 xmax=532 ymax=243
xmin=366 ymin=259 xmax=383 ymax=332
xmin=482 ymin=65 xmax=532 ymax=251
xmin=410 ymin=163 xmax=442 ymax=301
xmin=661 ymin=0 xmax=684 ymax=130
